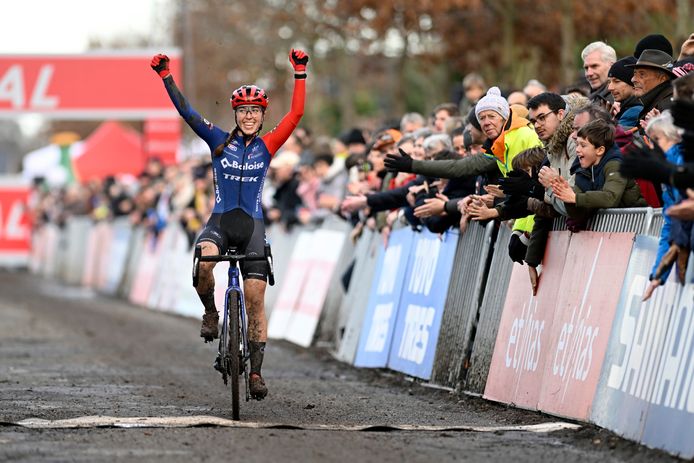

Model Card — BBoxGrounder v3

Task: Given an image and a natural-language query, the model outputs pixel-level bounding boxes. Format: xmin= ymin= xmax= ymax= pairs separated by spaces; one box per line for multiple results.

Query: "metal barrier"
xmin=464 ymin=225 xmax=514 ymax=394
xmin=463 ymin=207 xmax=663 ymax=394
xmin=552 ymin=207 xmax=663 ymax=236
xmin=430 ymin=222 xmax=494 ymax=388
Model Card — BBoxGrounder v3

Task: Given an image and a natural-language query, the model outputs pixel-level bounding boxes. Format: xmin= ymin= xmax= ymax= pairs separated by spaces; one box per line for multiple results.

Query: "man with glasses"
xmin=523 ymin=92 xmax=587 ymax=292
xmin=151 ymin=48 xmax=309 ymax=400
xmin=527 ymin=92 xmax=577 ymax=181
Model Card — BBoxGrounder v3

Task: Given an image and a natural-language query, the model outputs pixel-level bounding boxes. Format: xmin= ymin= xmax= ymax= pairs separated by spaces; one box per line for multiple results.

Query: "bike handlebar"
xmin=193 ymin=244 xmax=275 ymax=287
xmin=198 ymin=254 xmax=266 ymax=263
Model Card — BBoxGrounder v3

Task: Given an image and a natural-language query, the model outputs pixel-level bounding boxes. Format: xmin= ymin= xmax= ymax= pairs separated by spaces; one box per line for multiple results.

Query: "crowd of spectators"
xmin=29 ymin=32 xmax=694 ymax=299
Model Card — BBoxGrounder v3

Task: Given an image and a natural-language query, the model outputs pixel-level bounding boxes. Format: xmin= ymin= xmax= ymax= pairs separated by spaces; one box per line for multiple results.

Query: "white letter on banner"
xmin=364 ymin=303 xmax=393 ymax=353
xmin=654 ymin=307 xmax=685 ymax=407
xmin=0 ymin=65 xmax=25 ymax=108
xmin=398 ymin=304 xmax=435 ymax=364
xmin=5 ymin=201 xmax=28 ymax=240
xmin=625 ymin=298 xmax=653 ymax=396
xmin=607 ymin=278 xmax=641 ymax=390
xmin=30 ymin=65 xmax=58 ymax=109
xmin=506 ymin=318 xmax=519 ymax=368
xmin=407 ymin=239 xmax=439 ymax=296
xmin=378 ymin=246 xmax=401 ymax=295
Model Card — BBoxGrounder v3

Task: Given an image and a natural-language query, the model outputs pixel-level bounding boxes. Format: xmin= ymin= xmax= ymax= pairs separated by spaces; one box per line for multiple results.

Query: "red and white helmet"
xmin=230 ymin=85 xmax=269 ymax=109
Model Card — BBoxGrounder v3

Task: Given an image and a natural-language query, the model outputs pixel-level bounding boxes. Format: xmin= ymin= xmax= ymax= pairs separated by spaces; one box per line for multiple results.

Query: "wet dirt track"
xmin=0 ymin=271 xmax=683 ymax=462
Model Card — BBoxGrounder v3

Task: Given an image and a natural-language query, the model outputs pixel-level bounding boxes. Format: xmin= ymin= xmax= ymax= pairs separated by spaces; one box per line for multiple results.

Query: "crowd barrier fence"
xmin=25 ymin=206 xmax=693 ymax=457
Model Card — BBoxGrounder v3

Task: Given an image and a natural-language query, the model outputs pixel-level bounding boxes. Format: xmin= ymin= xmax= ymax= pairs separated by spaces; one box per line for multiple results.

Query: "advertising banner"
xmin=484 ymin=231 xmax=570 ymax=409
xmin=0 ymin=178 xmax=31 ymax=266
xmin=101 ymin=219 xmax=133 ymax=295
xmin=593 ymin=235 xmax=694 ymax=458
xmin=267 ymin=231 xmax=314 ymax=341
xmin=538 ymin=232 xmax=635 ymax=420
xmin=285 ymin=229 xmax=347 ymax=347
xmin=0 ymin=51 xmax=181 ymax=119
xmin=354 ymin=228 xmax=414 ymax=368
xmin=387 ymin=229 xmax=458 ymax=380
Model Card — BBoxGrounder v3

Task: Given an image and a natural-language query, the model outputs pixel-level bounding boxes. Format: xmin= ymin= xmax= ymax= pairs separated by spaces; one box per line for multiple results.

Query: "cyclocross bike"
xmin=192 ymin=243 xmax=274 ymax=420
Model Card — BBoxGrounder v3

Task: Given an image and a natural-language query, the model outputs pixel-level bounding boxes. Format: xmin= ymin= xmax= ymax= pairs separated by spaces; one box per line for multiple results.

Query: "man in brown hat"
xmin=629 ymin=49 xmax=676 ymax=127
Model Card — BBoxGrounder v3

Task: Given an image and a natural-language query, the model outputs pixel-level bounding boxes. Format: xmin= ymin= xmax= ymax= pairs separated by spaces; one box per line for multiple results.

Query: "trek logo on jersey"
xmin=220 ymin=158 xmax=265 ymax=171
xmin=221 ymin=174 xmax=259 ymax=182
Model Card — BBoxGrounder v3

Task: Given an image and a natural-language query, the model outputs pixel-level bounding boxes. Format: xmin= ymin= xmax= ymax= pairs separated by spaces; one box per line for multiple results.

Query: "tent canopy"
xmin=22 ymin=121 xmax=145 ymax=185
xmin=73 ymin=121 xmax=144 ymax=182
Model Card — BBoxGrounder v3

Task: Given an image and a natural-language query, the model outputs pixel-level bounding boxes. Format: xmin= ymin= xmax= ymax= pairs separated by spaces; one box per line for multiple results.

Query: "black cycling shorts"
xmin=196 ymin=209 xmax=268 ymax=282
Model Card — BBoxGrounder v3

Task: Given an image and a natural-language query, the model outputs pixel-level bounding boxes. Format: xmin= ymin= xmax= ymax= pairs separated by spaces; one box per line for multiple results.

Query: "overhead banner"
xmin=0 ymin=51 xmax=181 ymax=119
xmin=354 ymin=228 xmax=414 ymax=368
xmin=0 ymin=178 xmax=31 ymax=266
xmin=484 ymin=231 xmax=571 ymax=410
xmin=593 ymin=235 xmax=694 ymax=459
xmin=387 ymin=229 xmax=458 ymax=380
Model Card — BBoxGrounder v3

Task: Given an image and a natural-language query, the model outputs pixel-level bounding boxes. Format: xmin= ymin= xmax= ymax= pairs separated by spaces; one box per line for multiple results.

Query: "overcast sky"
xmin=1 ymin=0 xmax=168 ymax=54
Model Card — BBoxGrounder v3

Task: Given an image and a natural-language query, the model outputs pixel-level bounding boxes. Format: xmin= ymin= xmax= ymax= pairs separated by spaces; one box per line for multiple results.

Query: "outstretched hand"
xmin=620 ymin=139 xmax=672 ymax=184
xmin=289 ymin=49 xmax=309 ymax=73
xmin=499 ymin=170 xmax=544 ymax=199
xmin=150 ymin=54 xmax=170 ymax=79
xmin=384 ymin=148 xmax=414 ymax=173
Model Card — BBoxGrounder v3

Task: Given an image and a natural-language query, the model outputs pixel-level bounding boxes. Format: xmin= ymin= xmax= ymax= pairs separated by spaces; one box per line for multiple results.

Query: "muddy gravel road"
xmin=0 ymin=270 xmax=683 ymax=462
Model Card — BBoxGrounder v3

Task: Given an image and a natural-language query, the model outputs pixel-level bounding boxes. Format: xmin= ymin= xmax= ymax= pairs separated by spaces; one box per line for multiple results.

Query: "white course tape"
xmin=9 ymin=416 xmax=581 ymax=433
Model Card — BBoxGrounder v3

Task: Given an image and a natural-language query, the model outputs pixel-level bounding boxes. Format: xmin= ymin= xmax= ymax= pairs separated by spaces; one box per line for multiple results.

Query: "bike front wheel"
xmin=227 ymin=289 xmax=242 ymax=420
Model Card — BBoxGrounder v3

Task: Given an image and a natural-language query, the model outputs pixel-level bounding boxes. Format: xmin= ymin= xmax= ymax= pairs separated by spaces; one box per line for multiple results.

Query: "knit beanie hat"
xmin=634 ymin=34 xmax=673 ymax=59
xmin=608 ymin=56 xmax=637 ymax=85
xmin=475 ymin=87 xmax=510 ymax=122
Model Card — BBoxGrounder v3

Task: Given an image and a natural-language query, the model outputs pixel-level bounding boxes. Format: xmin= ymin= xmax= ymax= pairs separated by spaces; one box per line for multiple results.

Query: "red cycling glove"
xmin=150 ymin=54 xmax=171 ymax=79
xmin=289 ymin=49 xmax=309 ymax=76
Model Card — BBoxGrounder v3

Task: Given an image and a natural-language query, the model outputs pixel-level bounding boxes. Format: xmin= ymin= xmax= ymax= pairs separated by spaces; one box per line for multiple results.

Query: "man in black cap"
xmin=634 ymin=34 xmax=673 ymax=60
xmin=339 ymin=127 xmax=367 ymax=157
xmin=628 ymin=49 xmax=676 ymax=128
xmin=607 ymin=56 xmax=643 ymax=128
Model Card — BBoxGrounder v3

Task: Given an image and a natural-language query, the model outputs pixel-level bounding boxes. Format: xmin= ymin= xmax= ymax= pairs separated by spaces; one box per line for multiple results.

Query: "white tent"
xmin=22 ymin=142 xmax=84 ymax=186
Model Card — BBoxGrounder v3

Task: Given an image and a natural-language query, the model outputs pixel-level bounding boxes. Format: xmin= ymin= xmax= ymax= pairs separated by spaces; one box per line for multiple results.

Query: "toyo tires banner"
xmin=387 ymin=229 xmax=458 ymax=380
xmin=354 ymin=228 xmax=414 ymax=368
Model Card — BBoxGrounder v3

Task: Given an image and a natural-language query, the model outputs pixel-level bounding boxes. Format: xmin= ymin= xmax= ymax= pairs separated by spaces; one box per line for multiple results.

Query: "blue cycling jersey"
xmin=163 ymin=76 xmax=305 ymax=219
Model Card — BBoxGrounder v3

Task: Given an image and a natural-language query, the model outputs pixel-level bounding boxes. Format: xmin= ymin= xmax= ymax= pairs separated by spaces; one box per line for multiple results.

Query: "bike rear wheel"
xmin=227 ymin=289 xmax=242 ymax=420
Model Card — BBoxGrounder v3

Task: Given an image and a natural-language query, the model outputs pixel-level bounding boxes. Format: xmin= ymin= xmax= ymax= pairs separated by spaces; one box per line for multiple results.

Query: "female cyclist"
xmin=151 ymin=49 xmax=309 ymax=399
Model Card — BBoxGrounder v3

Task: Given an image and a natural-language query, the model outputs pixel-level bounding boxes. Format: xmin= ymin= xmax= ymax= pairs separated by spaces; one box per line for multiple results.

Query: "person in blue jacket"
xmin=642 ymin=111 xmax=685 ymax=301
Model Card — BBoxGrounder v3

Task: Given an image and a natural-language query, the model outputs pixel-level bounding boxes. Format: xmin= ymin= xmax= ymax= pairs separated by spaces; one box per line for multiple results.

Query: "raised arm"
xmin=150 ymin=54 xmax=223 ymax=145
xmin=262 ymin=49 xmax=309 ymax=156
